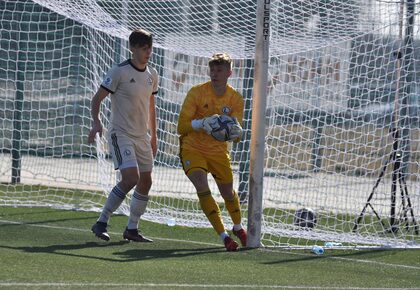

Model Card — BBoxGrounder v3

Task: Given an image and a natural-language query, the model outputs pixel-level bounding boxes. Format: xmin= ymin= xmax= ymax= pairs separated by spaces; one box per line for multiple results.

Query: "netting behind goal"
xmin=1 ymin=0 xmax=420 ymax=248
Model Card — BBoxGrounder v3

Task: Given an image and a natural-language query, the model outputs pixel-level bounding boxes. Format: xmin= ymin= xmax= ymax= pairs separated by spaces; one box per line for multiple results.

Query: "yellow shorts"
xmin=180 ymin=148 xmax=233 ymax=184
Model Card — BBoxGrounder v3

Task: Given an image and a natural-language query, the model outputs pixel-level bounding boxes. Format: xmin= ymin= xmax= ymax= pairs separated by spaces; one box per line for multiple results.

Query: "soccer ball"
xmin=210 ymin=115 xmax=237 ymax=142
xmin=293 ymin=208 xmax=317 ymax=229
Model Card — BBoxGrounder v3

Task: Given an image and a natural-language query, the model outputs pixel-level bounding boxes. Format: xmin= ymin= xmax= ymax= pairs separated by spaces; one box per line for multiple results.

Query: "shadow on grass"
xmin=0 ymin=214 xmax=99 ymax=227
xmin=0 ymin=241 xmax=224 ymax=263
xmin=114 ymin=245 xmax=224 ymax=261
xmin=0 ymin=209 xmax=60 ymax=217
xmin=262 ymin=249 xmax=395 ymax=265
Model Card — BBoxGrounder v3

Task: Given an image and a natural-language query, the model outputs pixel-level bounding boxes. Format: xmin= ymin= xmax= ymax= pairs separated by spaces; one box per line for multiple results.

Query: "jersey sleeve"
xmin=177 ymin=88 xmax=199 ymax=135
xmin=231 ymin=91 xmax=245 ymax=125
xmin=100 ymin=65 xmax=121 ymax=94
xmin=230 ymin=91 xmax=245 ymax=142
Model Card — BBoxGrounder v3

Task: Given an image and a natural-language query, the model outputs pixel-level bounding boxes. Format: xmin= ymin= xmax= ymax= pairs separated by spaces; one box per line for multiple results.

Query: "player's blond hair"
xmin=208 ymin=53 xmax=232 ymax=70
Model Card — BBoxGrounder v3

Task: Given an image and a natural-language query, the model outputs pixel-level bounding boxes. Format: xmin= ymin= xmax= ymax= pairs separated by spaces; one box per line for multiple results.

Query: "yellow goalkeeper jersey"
xmin=177 ymin=81 xmax=244 ymax=153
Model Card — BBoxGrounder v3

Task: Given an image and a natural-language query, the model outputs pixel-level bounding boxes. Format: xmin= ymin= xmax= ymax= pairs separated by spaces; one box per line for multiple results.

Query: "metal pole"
xmin=247 ymin=0 xmax=270 ymax=248
xmin=400 ymin=0 xmax=415 ymax=171
xmin=389 ymin=0 xmax=405 ymax=230
xmin=12 ymin=56 xmax=24 ymax=184
xmin=400 ymin=0 xmax=416 ymax=233
xmin=11 ymin=12 xmax=25 ymax=184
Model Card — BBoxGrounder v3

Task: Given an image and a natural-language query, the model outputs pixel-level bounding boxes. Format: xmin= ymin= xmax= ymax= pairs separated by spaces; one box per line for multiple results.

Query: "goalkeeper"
xmin=177 ymin=53 xmax=246 ymax=251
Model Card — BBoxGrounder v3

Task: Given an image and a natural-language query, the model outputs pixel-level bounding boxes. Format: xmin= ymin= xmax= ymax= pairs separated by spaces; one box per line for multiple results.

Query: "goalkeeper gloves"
xmin=228 ymin=117 xmax=243 ymax=141
xmin=191 ymin=114 xmax=220 ymax=134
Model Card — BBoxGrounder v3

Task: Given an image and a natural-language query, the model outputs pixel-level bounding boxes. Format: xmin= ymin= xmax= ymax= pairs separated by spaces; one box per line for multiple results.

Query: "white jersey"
xmin=101 ymin=59 xmax=158 ymax=138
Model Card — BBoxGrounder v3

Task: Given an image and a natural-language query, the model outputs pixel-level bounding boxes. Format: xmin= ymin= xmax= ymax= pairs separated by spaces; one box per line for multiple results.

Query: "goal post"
xmin=247 ymin=0 xmax=271 ymax=248
xmin=1 ymin=0 xmax=420 ymax=249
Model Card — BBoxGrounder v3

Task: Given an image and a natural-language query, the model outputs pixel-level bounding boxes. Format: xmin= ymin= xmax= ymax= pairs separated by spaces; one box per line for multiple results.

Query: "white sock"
xmin=127 ymin=190 xmax=149 ymax=230
xmin=233 ymin=224 xmax=242 ymax=231
xmin=219 ymin=231 xmax=229 ymax=242
xmin=98 ymin=185 xmax=126 ymax=223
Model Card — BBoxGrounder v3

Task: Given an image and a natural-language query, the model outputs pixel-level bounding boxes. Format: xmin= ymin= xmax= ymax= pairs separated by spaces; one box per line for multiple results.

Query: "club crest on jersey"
xmin=124 ymin=149 xmax=131 ymax=156
xmin=185 ymin=160 xmax=190 ymax=167
xmin=147 ymin=77 xmax=153 ymax=86
xmin=222 ymin=106 xmax=231 ymax=115
xmin=103 ymin=76 xmax=112 ymax=86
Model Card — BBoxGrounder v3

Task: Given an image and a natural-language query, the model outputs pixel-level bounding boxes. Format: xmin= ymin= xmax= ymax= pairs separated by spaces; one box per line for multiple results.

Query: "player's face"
xmin=131 ymin=44 xmax=152 ymax=65
xmin=209 ymin=64 xmax=232 ymax=86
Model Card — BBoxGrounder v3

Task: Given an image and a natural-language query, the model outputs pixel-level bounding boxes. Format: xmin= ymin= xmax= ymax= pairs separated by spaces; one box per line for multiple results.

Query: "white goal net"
xmin=1 ymin=0 xmax=420 ymax=249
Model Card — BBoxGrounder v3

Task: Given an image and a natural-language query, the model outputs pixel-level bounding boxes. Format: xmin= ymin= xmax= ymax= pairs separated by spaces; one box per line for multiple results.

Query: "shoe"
xmin=91 ymin=222 xmax=110 ymax=241
xmin=232 ymin=228 xmax=247 ymax=247
xmin=223 ymin=236 xmax=238 ymax=251
xmin=123 ymin=228 xmax=153 ymax=242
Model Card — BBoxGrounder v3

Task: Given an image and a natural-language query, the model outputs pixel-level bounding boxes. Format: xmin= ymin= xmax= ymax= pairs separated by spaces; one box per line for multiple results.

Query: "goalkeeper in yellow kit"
xmin=177 ymin=53 xmax=246 ymax=251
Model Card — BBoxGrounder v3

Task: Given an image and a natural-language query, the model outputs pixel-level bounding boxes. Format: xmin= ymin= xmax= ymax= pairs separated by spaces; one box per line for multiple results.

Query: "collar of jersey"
xmin=128 ymin=59 xmax=147 ymax=72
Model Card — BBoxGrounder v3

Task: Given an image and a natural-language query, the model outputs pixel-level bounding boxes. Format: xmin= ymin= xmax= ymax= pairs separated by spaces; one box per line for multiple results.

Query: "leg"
xmin=187 ymin=170 xmax=238 ymax=251
xmin=92 ymin=167 xmax=138 ymax=241
xmin=123 ymin=172 xmax=153 ymax=242
xmin=124 ymin=135 xmax=155 ymax=242
xmin=127 ymin=170 xmax=152 ymax=230
xmin=180 ymin=148 xmax=237 ymax=251
xmin=98 ymin=167 xmax=138 ymax=223
xmin=92 ymin=132 xmax=139 ymax=241
xmin=211 ymin=154 xmax=242 ymax=227
xmin=210 ymin=152 xmax=247 ymax=247
xmin=218 ymin=182 xmax=247 ymax=247
xmin=218 ymin=182 xmax=241 ymax=226
xmin=187 ymin=170 xmax=226 ymax=235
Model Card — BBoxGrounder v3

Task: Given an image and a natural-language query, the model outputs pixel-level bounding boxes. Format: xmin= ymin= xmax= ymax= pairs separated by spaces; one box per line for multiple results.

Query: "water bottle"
xmin=324 ymin=242 xmax=343 ymax=248
xmin=166 ymin=217 xmax=176 ymax=227
xmin=311 ymin=245 xmax=324 ymax=255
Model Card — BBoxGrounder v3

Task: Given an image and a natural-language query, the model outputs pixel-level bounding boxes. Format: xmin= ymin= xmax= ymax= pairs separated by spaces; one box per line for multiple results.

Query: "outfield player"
xmin=177 ymin=53 xmax=247 ymax=251
xmin=88 ymin=29 xmax=158 ymax=242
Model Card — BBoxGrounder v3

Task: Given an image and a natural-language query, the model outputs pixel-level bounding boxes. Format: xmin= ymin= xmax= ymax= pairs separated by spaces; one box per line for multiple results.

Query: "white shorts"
xmin=108 ymin=132 xmax=153 ymax=172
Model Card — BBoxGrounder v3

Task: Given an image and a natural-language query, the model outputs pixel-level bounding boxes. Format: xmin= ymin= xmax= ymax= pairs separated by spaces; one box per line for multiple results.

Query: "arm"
xmin=149 ymin=93 xmax=158 ymax=157
xmin=88 ymin=86 xmax=109 ymax=144
xmin=230 ymin=92 xmax=245 ymax=142
xmin=177 ymin=89 xmax=198 ymax=135
xmin=178 ymin=88 xmax=217 ymax=135
xmin=231 ymin=92 xmax=245 ymax=126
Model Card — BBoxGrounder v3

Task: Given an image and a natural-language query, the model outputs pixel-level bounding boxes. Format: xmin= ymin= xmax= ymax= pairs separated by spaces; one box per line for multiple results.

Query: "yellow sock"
xmin=224 ymin=190 xmax=242 ymax=225
xmin=197 ymin=190 xmax=225 ymax=235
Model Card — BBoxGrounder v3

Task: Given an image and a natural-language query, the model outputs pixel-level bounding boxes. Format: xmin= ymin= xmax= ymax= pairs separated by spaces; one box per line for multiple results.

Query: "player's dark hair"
xmin=209 ymin=53 xmax=232 ymax=70
xmin=129 ymin=29 xmax=153 ymax=48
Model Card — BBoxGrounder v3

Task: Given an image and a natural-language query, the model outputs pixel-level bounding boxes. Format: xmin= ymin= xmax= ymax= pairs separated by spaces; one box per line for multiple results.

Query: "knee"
xmin=141 ymin=178 xmax=152 ymax=192
xmin=137 ymin=174 xmax=152 ymax=193
xmin=188 ymin=170 xmax=209 ymax=192
xmin=219 ymin=185 xmax=235 ymax=200
xmin=119 ymin=174 xmax=139 ymax=191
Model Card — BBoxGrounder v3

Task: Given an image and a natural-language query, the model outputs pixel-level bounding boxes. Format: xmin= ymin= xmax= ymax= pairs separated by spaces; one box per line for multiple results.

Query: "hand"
xmin=228 ymin=117 xmax=243 ymax=141
xmin=201 ymin=114 xmax=220 ymax=134
xmin=88 ymin=121 xmax=103 ymax=144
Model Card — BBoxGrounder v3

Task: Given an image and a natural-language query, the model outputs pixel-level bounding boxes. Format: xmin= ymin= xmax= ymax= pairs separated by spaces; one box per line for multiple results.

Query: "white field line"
xmin=1 ymin=218 xmax=420 ymax=274
xmin=0 ymin=282 xmax=417 ymax=290
xmin=1 ymin=283 xmax=416 ymax=290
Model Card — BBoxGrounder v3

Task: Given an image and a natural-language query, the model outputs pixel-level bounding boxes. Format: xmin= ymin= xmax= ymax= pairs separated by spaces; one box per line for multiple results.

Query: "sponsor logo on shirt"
xmin=130 ymin=78 xmax=136 ymax=83
xmin=222 ymin=106 xmax=231 ymax=114
xmin=104 ymin=77 xmax=112 ymax=86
